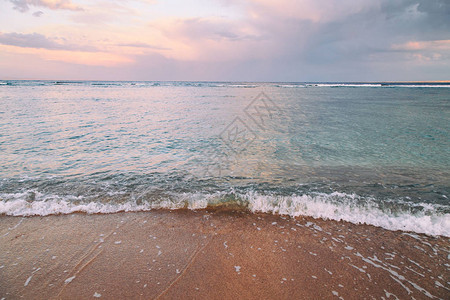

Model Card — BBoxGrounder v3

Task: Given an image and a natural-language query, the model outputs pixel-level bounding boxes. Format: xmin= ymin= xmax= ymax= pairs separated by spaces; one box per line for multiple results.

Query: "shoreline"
xmin=1 ymin=194 xmax=448 ymax=238
xmin=1 ymin=210 xmax=448 ymax=299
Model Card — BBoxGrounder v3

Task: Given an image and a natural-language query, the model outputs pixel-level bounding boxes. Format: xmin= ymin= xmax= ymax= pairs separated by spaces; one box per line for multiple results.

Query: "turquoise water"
xmin=0 ymin=81 xmax=449 ymax=236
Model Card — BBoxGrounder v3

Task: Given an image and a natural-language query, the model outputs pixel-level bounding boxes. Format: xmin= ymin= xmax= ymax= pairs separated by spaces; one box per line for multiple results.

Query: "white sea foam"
xmin=228 ymin=84 xmax=259 ymax=88
xmin=275 ymin=84 xmax=306 ymax=88
xmin=0 ymin=191 xmax=448 ymax=237
xmin=385 ymin=84 xmax=450 ymax=88
xmin=245 ymin=191 xmax=449 ymax=237
xmin=307 ymin=83 xmax=450 ymax=88
xmin=309 ymin=83 xmax=383 ymax=87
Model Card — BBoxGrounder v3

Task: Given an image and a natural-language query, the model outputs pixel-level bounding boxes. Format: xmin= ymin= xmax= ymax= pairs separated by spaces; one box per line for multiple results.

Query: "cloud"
xmin=390 ymin=39 xmax=450 ymax=62
xmin=0 ymin=32 xmax=133 ymax=68
xmin=0 ymin=32 xmax=95 ymax=52
xmin=160 ymin=17 xmax=264 ymax=42
xmin=236 ymin=0 xmax=450 ymax=68
xmin=63 ymin=0 xmax=450 ymax=79
xmin=116 ymin=43 xmax=170 ymax=50
xmin=32 ymin=10 xmax=43 ymax=17
xmin=41 ymin=50 xmax=133 ymax=66
xmin=69 ymin=2 xmax=139 ymax=25
xmin=242 ymin=0 xmax=375 ymax=23
xmin=8 ymin=0 xmax=82 ymax=13
xmin=148 ymin=16 xmax=270 ymax=62
xmin=392 ymin=40 xmax=450 ymax=52
xmin=2 ymin=0 xmax=450 ymax=80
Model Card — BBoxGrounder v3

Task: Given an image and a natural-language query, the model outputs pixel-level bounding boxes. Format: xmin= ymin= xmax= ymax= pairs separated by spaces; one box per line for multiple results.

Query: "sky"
xmin=0 ymin=0 xmax=449 ymax=81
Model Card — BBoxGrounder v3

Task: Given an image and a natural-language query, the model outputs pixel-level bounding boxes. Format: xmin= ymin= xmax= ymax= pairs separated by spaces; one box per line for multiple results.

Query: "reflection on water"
xmin=0 ymin=82 xmax=449 ymax=207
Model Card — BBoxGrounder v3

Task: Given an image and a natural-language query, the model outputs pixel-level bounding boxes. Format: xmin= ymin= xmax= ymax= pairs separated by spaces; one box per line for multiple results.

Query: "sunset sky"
xmin=0 ymin=0 xmax=449 ymax=81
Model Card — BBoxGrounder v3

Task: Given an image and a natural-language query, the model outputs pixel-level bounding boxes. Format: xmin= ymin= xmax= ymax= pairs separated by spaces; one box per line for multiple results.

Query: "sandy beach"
xmin=2 ymin=0 xmax=450 ymax=298
xmin=0 ymin=210 xmax=448 ymax=299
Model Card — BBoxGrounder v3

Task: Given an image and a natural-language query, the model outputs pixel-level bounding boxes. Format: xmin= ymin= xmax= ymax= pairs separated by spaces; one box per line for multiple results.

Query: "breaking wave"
xmin=1 ymin=190 xmax=448 ymax=237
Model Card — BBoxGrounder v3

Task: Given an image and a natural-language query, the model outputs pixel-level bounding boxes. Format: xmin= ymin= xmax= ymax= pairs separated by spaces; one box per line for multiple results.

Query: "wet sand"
xmin=0 ymin=210 xmax=449 ymax=299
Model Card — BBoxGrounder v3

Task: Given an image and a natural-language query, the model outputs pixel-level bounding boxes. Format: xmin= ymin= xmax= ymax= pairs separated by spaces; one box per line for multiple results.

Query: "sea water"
xmin=0 ymin=81 xmax=449 ymax=236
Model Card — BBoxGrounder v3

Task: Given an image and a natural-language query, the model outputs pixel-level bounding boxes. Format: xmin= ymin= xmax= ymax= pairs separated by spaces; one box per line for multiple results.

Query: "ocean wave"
xmin=274 ymin=84 xmax=306 ymax=88
xmin=306 ymin=83 xmax=450 ymax=88
xmin=381 ymin=84 xmax=450 ymax=88
xmin=307 ymin=84 xmax=383 ymax=87
xmin=1 ymin=81 xmax=449 ymax=88
xmin=0 ymin=190 xmax=448 ymax=237
xmin=245 ymin=192 xmax=449 ymax=237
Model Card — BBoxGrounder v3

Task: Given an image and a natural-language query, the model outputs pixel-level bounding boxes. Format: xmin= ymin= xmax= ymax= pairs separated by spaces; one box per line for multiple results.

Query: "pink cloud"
xmin=9 ymin=0 xmax=82 ymax=12
xmin=392 ymin=40 xmax=450 ymax=51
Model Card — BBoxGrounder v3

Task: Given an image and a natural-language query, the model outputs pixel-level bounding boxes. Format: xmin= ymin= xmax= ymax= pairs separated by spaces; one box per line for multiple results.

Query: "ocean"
xmin=0 ymin=81 xmax=449 ymax=236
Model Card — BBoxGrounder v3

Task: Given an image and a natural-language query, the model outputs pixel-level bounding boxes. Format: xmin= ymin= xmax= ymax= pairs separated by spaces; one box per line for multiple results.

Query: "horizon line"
xmin=1 ymin=79 xmax=450 ymax=83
